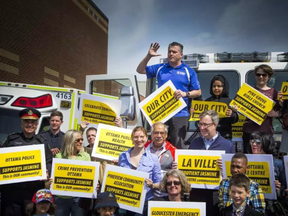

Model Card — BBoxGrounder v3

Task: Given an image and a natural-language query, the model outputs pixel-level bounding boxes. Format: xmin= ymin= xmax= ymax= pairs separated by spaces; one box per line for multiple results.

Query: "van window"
xmin=246 ymin=70 xmax=288 ymax=134
xmin=38 ymin=117 xmax=50 ymax=133
xmin=0 ymin=109 xmax=21 ymax=144
xmin=188 ymin=70 xmax=240 ymax=131
xmin=91 ymin=79 xmax=132 ymax=97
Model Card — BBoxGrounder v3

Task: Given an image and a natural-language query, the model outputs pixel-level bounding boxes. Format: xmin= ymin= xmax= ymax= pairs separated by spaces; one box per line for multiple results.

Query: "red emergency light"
xmin=12 ymin=94 xmax=52 ymax=108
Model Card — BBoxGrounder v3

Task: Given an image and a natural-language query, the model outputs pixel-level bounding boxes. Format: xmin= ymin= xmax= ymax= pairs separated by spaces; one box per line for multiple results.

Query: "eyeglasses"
xmin=197 ymin=123 xmax=214 ymax=128
xmin=75 ymin=138 xmax=84 ymax=142
xmin=166 ymin=181 xmax=181 ymax=186
xmin=249 ymin=139 xmax=261 ymax=145
xmin=256 ymin=73 xmax=268 ymax=78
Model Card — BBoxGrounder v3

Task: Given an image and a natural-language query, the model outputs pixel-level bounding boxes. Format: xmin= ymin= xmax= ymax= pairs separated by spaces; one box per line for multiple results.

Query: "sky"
xmin=93 ymin=0 xmax=288 ymax=81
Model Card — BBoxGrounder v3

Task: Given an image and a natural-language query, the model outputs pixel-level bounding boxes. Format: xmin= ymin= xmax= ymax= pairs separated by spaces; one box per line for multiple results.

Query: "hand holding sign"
xmin=174 ymin=90 xmax=186 ymax=100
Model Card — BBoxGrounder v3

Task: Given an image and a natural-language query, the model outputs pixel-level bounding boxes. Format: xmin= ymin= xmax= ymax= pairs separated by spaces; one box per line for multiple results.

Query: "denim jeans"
xmin=54 ymin=196 xmax=85 ymax=216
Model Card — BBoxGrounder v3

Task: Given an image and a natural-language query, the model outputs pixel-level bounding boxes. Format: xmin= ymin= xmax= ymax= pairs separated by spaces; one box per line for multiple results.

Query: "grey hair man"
xmin=145 ymin=122 xmax=176 ymax=171
xmin=188 ymin=110 xmax=235 ymax=216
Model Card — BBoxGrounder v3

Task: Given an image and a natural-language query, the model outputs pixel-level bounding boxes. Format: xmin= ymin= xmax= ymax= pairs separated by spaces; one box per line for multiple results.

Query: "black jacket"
xmin=1 ymin=132 xmax=53 ymax=216
xmin=219 ymin=205 xmax=263 ymax=216
xmin=206 ymin=75 xmax=238 ymax=139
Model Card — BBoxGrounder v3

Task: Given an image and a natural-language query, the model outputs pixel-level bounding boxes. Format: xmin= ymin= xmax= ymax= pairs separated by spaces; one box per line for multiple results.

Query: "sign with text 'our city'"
xmin=139 ymin=80 xmax=186 ymax=126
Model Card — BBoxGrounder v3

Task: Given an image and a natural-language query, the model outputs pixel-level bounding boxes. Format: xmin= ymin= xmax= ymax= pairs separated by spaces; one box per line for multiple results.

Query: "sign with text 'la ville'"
xmin=176 ymin=150 xmax=224 ymax=190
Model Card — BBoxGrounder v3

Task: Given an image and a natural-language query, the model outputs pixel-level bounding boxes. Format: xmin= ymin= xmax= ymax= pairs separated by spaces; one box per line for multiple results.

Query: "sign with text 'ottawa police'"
xmin=139 ymin=80 xmax=186 ymax=126
xmin=222 ymin=154 xmax=276 ymax=200
xmin=189 ymin=100 xmax=228 ymax=121
xmin=230 ymin=83 xmax=275 ymax=125
xmin=176 ymin=150 xmax=224 ymax=190
xmin=51 ymin=158 xmax=100 ymax=198
xmin=0 ymin=145 xmax=46 ymax=185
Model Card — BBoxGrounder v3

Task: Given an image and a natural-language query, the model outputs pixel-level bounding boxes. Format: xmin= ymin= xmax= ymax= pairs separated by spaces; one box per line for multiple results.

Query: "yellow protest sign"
xmin=151 ymin=207 xmax=200 ymax=216
xmin=102 ymin=165 xmax=148 ymax=214
xmin=176 ymin=150 xmax=224 ymax=189
xmin=139 ymin=80 xmax=186 ymax=126
xmin=222 ymin=154 xmax=276 ymax=199
xmin=232 ymin=114 xmax=246 ymax=138
xmin=230 ymin=83 xmax=275 ymax=125
xmin=281 ymin=81 xmax=288 ymax=100
xmin=78 ymin=94 xmax=122 ymax=127
xmin=148 ymin=201 xmax=206 ymax=216
xmin=92 ymin=124 xmax=133 ymax=160
xmin=0 ymin=145 xmax=46 ymax=185
xmin=51 ymin=159 xmax=99 ymax=198
xmin=189 ymin=100 xmax=228 ymax=121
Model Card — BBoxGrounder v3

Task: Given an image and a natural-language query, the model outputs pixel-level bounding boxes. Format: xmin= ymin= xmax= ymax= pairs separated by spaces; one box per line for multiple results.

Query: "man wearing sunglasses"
xmin=218 ymin=153 xmax=265 ymax=214
xmin=1 ymin=108 xmax=53 ymax=216
xmin=188 ymin=110 xmax=235 ymax=215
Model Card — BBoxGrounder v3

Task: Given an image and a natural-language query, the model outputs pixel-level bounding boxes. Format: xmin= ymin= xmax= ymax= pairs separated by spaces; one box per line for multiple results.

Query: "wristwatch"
xmin=186 ymin=91 xmax=190 ymax=97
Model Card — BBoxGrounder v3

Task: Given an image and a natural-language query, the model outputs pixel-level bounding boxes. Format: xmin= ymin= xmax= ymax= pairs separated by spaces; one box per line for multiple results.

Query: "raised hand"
xmin=148 ymin=43 xmax=162 ymax=57
xmin=80 ymin=121 xmax=89 ymax=132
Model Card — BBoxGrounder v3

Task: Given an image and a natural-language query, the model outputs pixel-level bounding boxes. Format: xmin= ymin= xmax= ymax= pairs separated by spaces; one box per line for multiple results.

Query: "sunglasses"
xmin=75 ymin=138 xmax=84 ymax=142
xmin=166 ymin=181 xmax=181 ymax=186
xmin=256 ymin=73 xmax=268 ymax=78
xmin=249 ymin=139 xmax=261 ymax=145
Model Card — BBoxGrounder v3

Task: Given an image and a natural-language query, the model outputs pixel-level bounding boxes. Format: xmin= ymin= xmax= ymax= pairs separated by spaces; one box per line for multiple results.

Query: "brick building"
xmin=0 ymin=0 xmax=108 ymax=89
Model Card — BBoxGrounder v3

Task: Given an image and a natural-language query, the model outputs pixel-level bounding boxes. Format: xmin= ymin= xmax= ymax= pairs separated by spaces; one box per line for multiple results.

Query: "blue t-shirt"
xmin=146 ymin=62 xmax=200 ymax=117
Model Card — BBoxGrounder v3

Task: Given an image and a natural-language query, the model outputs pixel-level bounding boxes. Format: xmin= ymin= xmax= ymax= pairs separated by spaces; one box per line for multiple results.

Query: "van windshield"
xmin=0 ymin=109 xmax=21 ymax=144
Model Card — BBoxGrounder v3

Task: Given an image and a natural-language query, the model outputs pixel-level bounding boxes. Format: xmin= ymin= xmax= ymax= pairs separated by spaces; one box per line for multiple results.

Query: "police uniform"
xmin=0 ymin=108 xmax=53 ymax=216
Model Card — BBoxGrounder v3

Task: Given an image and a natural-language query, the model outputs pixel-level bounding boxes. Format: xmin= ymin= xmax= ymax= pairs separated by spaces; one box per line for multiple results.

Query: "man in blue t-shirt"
xmin=136 ymin=42 xmax=201 ymax=149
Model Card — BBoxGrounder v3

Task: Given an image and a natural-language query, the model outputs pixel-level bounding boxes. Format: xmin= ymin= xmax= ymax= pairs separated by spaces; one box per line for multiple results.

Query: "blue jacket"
xmin=189 ymin=135 xmax=236 ymax=153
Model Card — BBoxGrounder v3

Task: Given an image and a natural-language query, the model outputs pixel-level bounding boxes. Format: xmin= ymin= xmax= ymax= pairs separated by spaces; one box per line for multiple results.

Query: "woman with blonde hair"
xmin=54 ymin=129 xmax=91 ymax=216
xmin=159 ymin=169 xmax=191 ymax=202
xmin=118 ymin=126 xmax=162 ymax=216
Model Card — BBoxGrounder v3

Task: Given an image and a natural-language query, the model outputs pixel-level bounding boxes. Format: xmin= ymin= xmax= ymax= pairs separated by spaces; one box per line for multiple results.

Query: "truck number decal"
xmin=56 ymin=93 xmax=72 ymax=100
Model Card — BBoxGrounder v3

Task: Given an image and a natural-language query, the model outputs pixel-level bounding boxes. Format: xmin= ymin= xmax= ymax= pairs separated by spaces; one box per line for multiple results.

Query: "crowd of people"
xmin=0 ymin=41 xmax=287 ymax=216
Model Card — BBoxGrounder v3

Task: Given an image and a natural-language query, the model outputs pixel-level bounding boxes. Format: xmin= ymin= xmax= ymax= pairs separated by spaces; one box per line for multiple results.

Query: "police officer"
xmin=1 ymin=108 xmax=53 ymax=216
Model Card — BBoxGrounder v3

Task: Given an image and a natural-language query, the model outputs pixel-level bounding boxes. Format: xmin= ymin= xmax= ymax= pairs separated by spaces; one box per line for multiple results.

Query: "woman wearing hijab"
xmin=205 ymin=75 xmax=239 ymax=140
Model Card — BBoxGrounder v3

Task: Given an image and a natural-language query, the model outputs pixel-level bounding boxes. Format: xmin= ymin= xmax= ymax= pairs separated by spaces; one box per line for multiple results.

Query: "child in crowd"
xmin=219 ymin=174 xmax=262 ymax=216
xmin=93 ymin=192 xmax=119 ymax=216
xmin=25 ymin=189 xmax=56 ymax=216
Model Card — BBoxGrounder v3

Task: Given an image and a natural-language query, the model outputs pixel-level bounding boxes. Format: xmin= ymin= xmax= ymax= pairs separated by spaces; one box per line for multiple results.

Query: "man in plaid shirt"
xmin=218 ymin=153 xmax=266 ymax=214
